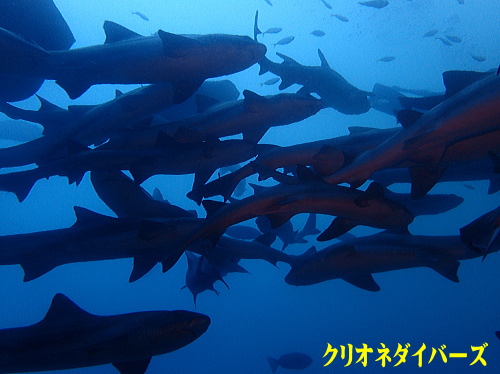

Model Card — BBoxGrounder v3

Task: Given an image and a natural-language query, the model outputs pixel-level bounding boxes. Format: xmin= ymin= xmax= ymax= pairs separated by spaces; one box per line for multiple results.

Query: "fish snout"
xmin=188 ymin=314 xmax=211 ymax=337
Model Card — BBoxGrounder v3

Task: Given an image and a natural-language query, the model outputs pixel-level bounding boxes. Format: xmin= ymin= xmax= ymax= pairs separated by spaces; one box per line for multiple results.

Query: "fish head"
xmin=196 ymin=34 xmax=267 ymax=77
xmin=135 ymin=310 xmax=211 ymax=355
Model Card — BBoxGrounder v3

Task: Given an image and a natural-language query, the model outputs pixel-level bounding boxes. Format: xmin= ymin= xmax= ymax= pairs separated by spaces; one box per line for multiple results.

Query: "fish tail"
xmin=429 ymin=258 xmax=460 ymax=283
xmin=266 ymin=357 xmax=280 ymax=373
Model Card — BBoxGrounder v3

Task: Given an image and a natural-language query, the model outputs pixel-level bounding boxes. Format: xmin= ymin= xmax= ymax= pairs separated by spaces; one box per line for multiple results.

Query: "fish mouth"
xmin=186 ymin=315 xmax=211 ymax=337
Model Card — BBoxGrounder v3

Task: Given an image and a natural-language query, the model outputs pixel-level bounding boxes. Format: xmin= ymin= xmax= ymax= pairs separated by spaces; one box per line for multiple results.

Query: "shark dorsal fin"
xmin=36 ymin=95 xmax=64 ymax=112
xmin=113 ymin=358 xmax=152 ymax=374
xmin=442 ymin=70 xmax=492 ymax=97
xmin=43 ymin=294 xmax=93 ymax=323
xmin=157 ymin=30 xmax=201 ymax=57
xmin=276 ymin=52 xmax=299 ymax=65
xmin=103 ymin=21 xmax=142 ymax=44
xmin=73 ymin=206 xmax=115 ymax=226
xmin=348 ymin=126 xmax=378 ymax=134
xmin=152 ymin=187 xmax=165 ymax=202
xmin=243 ymin=90 xmax=269 ymax=111
xmin=317 ymin=49 xmax=330 ymax=68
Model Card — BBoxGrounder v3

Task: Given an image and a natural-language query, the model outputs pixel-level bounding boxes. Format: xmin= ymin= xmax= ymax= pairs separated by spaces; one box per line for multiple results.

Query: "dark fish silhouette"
xmin=377 ymin=56 xmax=396 ymax=62
xmin=320 ymin=0 xmax=333 ymax=9
xmin=423 ymin=29 xmax=438 ymax=37
xmin=273 ymin=36 xmax=295 ymax=47
xmin=0 ymin=293 xmax=210 ymax=373
xmin=333 ymin=14 xmax=349 ymax=22
xmin=460 ymin=206 xmax=500 ymax=259
xmin=286 ymin=233 xmax=461 ymax=291
xmin=311 ymin=30 xmax=325 ymax=37
xmin=0 ymin=21 xmax=266 ymax=99
xmin=0 ymin=0 xmax=74 ymax=101
xmin=445 ymin=35 xmax=462 ymax=43
xmin=263 ymin=27 xmax=283 ymax=35
xmin=324 ymin=71 xmax=500 ymax=197
xmin=359 ymin=0 xmax=389 ymax=9
xmin=267 ymin=352 xmax=313 ymax=372
xmin=131 ymin=11 xmax=149 ymax=21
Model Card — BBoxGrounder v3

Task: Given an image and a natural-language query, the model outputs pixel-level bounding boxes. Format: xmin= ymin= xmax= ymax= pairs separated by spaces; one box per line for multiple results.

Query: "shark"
xmin=1 ymin=20 xmax=266 ymax=99
xmin=0 ymin=293 xmax=210 ymax=374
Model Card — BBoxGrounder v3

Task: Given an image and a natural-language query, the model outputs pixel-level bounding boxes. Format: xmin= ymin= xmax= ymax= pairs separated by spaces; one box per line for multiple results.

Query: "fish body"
xmin=258 ymin=49 xmax=371 ymax=114
xmin=359 ymin=0 xmax=389 ymax=9
xmin=333 ymin=14 xmax=349 ymax=22
xmin=1 ymin=21 xmax=266 ymax=99
xmin=0 ymin=294 xmax=209 ymax=373
xmin=131 ymin=11 xmax=149 ymax=21
xmin=311 ymin=30 xmax=325 ymax=37
xmin=377 ymin=56 xmax=395 ymax=62
xmin=273 ymin=36 xmax=295 ymax=46
xmin=267 ymin=352 xmax=313 ymax=372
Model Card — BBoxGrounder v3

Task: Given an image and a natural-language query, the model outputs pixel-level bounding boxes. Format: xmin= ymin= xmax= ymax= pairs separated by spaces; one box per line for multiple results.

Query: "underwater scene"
xmin=0 ymin=0 xmax=499 ymax=373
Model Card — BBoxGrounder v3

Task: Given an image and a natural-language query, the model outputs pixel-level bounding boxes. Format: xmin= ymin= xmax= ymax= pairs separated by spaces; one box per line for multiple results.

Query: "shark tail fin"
xmin=429 ymin=258 xmax=460 ymax=283
xmin=266 ymin=357 xmax=280 ymax=373
xmin=0 ymin=170 xmax=39 ymax=202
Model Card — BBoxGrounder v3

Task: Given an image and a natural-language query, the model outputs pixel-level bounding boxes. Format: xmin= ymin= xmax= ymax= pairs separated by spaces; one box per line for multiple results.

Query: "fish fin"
xmin=396 ymin=109 xmax=424 ymax=128
xmin=253 ymin=11 xmax=262 ymax=41
xmin=20 ymin=259 xmax=57 ymax=282
xmin=195 ymin=94 xmax=220 ymax=113
xmin=348 ymin=126 xmax=378 ymax=134
xmin=0 ymin=170 xmax=38 ymax=203
xmin=112 ymin=358 xmax=152 ymax=374
xmin=299 ymin=213 xmax=320 ymax=237
xmin=243 ymin=90 xmax=269 ymax=111
xmin=138 ymin=220 xmax=176 ymax=241
xmin=157 ymin=30 xmax=201 ymax=57
xmin=276 ymin=52 xmax=299 ymax=65
xmin=37 ymin=95 xmax=65 ymax=113
xmin=103 ymin=21 xmax=142 ymax=43
xmin=265 ymin=212 xmax=295 ymax=229
xmin=254 ymin=232 xmax=277 ymax=246
xmin=278 ymin=78 xmax=295 ymax=90
xmin=317 ymin=49 xmax=331 ymax=68
xmin=129 ymin=257 xmax=159 ymax=282
xmin=267 ymin=357 xmax=280 ymax=373
xmin=202 ymin=199 xmax=227 ymax=217
xmin=115 ymin=89 xmax=124 ymax=97
xmin=55 ymin=77 xmax=92 ymax=100
xmin=409 ymin=165 xmax=446 ymax=199
xmin=342 ymin=273 xmax=380 ymax=292
xmin=152 ymin=187 xmax=165 ymax=202
xmin=317 ymin=218 xmax=358 ymax=241
xmin=172 ymin=80 xmax=204 ymax=104
xmin=43 ymin=294 xmax=93 ymax=323
xmin=243 ymin=128 xmax=268 ymax=143
xmin=161 ymin=249 xmax=185 ymax=273
xmin=192 ymin=170 xmax=214 ymax=205
xmin=364 ymin=181 xmax=385 ymax=199
xmin=428 ymin=258 xmax=460 ymax=283
xmin=442 ymin=70 xmax=492 ymax=97
xmin=72 ymin=206 xmax=116 ymax=227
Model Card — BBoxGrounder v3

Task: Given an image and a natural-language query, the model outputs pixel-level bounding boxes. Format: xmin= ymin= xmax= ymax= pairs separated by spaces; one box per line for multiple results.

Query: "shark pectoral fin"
xmin=112 ymin=357 xmax=152 ymax=374
xmin=20 ymin=259 xmax=57 ymax=282
xmin=254 ymin=232 xmax=277 ymax=246
xmin=172 ymin=80 xmax=204 ymax=105
xmin=72 ymin=206 xmax=117 ymax=227
xmin=428 ymin=258 xmax=460 ymax=283
xmin=195 ymin=94 xmax=220 ymax=113
xmin=342 ymin=273 xmax=380 ymax=291
xmin=103 ymin=21 xmax=142 ymax=44
xmin=409 ymin=165 xmax=446 ymax=199
xmin=318 ymin=218 xmax=358 ymax=241
xmin=243 ymin=128 xmax=268 ymax=143
xmin=265 ymin=211 xmax=295 ymax=229
xmin=55 ymin=77 xmax=92 ymax=100
xmin=158 ymin=30 xmax=202 ymax=57
xmin=161 ymin=249 xmax=185 ymax=273
xmin=278 ymin=78 xmax=294 ymax=90
xmin=129 ymin=257 xmax=159 ymax=282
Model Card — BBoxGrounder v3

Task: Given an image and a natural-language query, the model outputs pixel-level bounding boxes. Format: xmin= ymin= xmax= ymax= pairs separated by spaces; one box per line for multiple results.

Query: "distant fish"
xmin=260 ymin=77 xmax=280 ymax=87
xmin=377 ymin=56 xmax=396 ymax=62
xmin=267 ymin=353 xmax=313 ymax=373
xmin=435 ymin=36 xmax=453 ymax=46
xmin=320 ymin=0 xmax=333 ymax=9
xmin=263 ymin=27 xmax=283 ymax=35
xmin=445 ymin=35 xmax=462 ymax=43
xmin=470 ymin=54 xmax=486 ymax=62
xmin=423 ymin=29 xmax=438 ymax=37
xmin=457 ymin=0 xmax=465 ymax=4
xmin=332 ymin=14 xmax=350 ymax=22
xmin=311 ymin=30 xmax=325 ymax=37
xmin=359 ymin=0 xmax=389 ymax=9
xmin=273 ymin=36 xmax=295 ymax=47
xmin=131 ymin=11 xmax=149 ymax=21
xmin=264 ymin=0 xmax=273 ymax=6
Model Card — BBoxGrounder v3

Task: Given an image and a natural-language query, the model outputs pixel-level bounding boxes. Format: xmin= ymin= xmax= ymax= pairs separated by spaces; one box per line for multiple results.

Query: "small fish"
xmin=422 ymin=29 xmax=439 ymax=37
xmin=264 ymin=0 xmax=273 ymax=6
xmin=262 ymin=27 xmax=283 ymax=35
xmin=272 ymin=36 xmax=295 ymax=47
xmin=435 ymin=36 xmax=453 ymax=46
xmin=320 ymin=0 xmax=333 ymax=9
xmin=445 ymin=35 xmax=462 ymax=43
xmin=332 ymin=14 xmax=350 ymax=22
xmin=377 ymin=56 xmax=396 ymax=62
xmin=470 ymin=54 xmax=486 ymax=62
xmin=131 ymin=11 xmax=149 ymax=21
xmin=260 ymin=77 xmax=280 ymax=87
xmin=311 ymin=30 xmax=325 ymax=37
xmin=267 ymin=353 xmax=313 ymax=372
xmin=359 ymin=0 xmax=389 ymax=9
xmin=461 ymin=183 xmax=475 ymax=190
xmin=457 ymin=0 xmax=465 ymax=4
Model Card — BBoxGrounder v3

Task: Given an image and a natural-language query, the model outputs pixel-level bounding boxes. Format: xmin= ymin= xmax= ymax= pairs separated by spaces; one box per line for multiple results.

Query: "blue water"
xmin=0 ymin=0 xmax=499 ymax=373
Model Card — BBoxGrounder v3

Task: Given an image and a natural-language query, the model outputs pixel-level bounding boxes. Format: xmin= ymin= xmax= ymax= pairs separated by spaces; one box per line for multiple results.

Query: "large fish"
xmin=191 ymin=126 xmax=399 ymax=202
xmin=324 ymin=71 xmax=500 ymax=196
xmin=0 ymin=294 xmax=209 ymax=374
xmin=1 ymin=21 xmax=266 ymax=99
xmin=0 ymin=0 xmax=74 ymax=101
xmin=0 ymin=136 xmax=268 ymax=202
xmin=285 ymin=232 xmax=463 ymax=291
xmin=254 ymin=12 xmax=370 ymax=114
